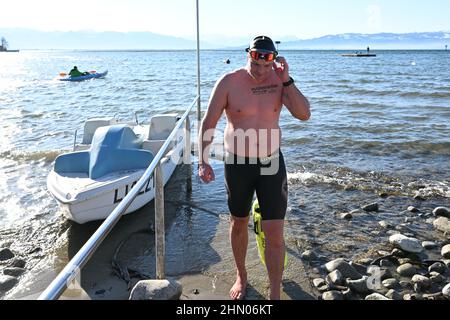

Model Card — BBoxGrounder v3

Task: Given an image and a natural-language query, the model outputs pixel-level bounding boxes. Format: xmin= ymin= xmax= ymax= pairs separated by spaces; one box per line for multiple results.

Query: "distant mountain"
xmin=1 ymin=29 xmax=449 ymax=50
xmin=279 ymin=32 xmax=450 ymax=50
xmin=0 ymin=28 xmax=214 ymax=50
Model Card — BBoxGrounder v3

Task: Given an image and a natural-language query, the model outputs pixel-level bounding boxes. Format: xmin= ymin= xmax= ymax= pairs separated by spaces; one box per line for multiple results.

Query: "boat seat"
xmin=81 ymin=117 xmax=118 ymax=145
xmin=54 ymin=151 xmax=90 ymax=174
xmin=54 ymin=125 xmax=154 ymax=179
xmin=142 ymin=140 xmax=174 ymax=156
xmin=148 ymin=114 xmax=178 ymax=140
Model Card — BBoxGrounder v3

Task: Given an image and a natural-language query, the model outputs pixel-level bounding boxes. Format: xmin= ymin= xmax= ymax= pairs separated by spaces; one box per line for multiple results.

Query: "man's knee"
xmin=230 ymin=215 xmax=249 ymax=232
xmin=262 ymin=220 xmax=284 ymax=247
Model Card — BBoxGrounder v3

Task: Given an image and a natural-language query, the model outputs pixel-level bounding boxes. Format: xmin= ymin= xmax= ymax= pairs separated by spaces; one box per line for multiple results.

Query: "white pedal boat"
xmin=47 ymin=114 xmax=185 ymax=224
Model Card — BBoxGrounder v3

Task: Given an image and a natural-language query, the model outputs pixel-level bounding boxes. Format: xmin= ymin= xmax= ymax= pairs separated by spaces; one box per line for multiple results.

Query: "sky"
xmin=1 ymin=0 xmax=449 ymax=40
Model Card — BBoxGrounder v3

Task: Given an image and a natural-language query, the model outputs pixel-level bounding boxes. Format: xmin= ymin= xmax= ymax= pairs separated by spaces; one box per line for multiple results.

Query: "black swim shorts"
xmin=224 ymin=150 xmax=288 ymax=221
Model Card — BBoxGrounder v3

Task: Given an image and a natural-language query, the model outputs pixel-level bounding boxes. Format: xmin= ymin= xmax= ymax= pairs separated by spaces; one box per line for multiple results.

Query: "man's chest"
xmin=227 ymin=83 xmax=282 ymax=117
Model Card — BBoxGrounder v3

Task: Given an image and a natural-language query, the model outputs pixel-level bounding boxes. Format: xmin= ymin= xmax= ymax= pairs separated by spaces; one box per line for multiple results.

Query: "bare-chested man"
xmin=198 ymin=36 xmax=310 ymax=300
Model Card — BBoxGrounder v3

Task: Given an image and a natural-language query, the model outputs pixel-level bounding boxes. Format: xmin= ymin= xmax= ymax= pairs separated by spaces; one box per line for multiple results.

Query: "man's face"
xmin=247 ymin=56 xmax=274 ymax=82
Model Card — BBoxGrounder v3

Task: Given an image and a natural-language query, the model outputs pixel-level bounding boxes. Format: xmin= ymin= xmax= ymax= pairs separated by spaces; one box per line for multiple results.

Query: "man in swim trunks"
xmin=198 ymin=36 xmax=310 ymax=300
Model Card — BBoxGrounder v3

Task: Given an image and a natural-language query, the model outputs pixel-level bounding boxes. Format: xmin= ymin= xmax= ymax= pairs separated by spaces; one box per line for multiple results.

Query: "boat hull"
xmin=47 ymin=128 xmax=185 ymax=224
xmin=60 ymin=70 xmax=108 ymax=82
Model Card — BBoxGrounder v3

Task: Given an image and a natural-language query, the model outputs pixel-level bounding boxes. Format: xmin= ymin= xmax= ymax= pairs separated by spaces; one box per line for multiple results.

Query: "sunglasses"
xmin=249 ymin=50 xmax=277 ymax=62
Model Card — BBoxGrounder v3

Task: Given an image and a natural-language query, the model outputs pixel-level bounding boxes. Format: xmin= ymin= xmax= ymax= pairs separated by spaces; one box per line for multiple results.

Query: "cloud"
xmin=367 ymin=4 xmax=382 ymax=31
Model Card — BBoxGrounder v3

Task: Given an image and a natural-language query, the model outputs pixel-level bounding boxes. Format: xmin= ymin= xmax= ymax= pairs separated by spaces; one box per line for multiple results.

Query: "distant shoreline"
xmin=12 ymin=48 xmax=450 ymax=52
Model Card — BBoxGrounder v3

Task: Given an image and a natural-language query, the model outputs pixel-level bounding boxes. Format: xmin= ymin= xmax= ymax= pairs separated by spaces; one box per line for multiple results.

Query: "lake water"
xmin=0 ymin=49 xmax=449 ymax=299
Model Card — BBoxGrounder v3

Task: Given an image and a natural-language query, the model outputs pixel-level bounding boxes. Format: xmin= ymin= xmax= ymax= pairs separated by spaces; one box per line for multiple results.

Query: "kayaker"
xmin=68 ymin=66 xmax=89 ymax=77
xmin=198 ymin=35 xmax=310 ymax=300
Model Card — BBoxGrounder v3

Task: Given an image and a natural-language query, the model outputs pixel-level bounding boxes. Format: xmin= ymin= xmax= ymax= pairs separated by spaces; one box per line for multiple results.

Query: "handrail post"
xmin=154 ymin=163 xmax=165 ymax=279
xmin=184 ymin=116 xmax=192 ymax=193
xmin=196 ymin=0 xmax=201 ymax=124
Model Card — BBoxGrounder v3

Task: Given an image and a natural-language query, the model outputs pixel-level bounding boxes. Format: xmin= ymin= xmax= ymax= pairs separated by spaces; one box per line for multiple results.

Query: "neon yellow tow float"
xmin=252 ymin=199 xmax=288 ymax=267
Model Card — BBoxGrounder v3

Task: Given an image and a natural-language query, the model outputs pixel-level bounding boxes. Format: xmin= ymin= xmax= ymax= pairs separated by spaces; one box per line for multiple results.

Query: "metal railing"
xmin=38 ymin=96 xmax=198 ymax=300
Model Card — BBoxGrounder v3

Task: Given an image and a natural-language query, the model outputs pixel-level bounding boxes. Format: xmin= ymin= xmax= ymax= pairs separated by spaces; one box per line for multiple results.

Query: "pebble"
xmin=322 ymin=291 xmax=343 ymax=300
xmin=365 ymin=293 xmax=390 ymax=300
xmin=324 ymin=259 xmax=362 ymax=280
xmin=397 ymin=263 xmax=417 ymax=277
xmin=441 ymin=244 xmax=450 ymax=259
xmin=404 ymin=293 xmax=423 ymax=300
xmin=411 ymin=275 xmax=431 ymax=291
xmin=340 ymin=212 xmax=353 ymax=220
xmin=382 ymin=278 xmax=399 ymax=289
xmin=3 ymin=267 xmax=26 ymax=277
xmin=301 ymin=250 xmax=318 ymax=261
xmin=389 ymin=234 xmax=423 ymax=253
xmin=386 ymin=289 xmax=403 ymax=300
xmin=0 ymin=248 xmax=15 ymax=261
xmin=433 ymin=207 xmax=449 ymax=218
xmin=407 ymin=206 xmax=420 ymax=213
xmin=422 ymin=241 xmax=438 ymax=250
xmin=428 ymin=262 xmax=446 ymax=274
xmin=362 ymin=203 xmax=379 ymax=212
xmin=442 ymin=283 xmax=450 ymax=297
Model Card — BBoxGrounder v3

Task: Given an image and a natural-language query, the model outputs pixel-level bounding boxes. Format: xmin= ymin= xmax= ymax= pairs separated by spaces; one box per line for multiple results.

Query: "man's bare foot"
xmin=229 ymin=274 xmax=247 ymax=300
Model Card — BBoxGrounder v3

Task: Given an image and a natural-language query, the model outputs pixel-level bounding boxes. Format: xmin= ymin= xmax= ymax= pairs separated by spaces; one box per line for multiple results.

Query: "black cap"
xmin=246 ymin=36 xmax=278 ymax=54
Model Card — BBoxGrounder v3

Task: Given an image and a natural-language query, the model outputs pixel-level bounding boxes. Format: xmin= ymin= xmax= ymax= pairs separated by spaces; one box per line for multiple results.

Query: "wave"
xmin=0 ymin=150 xmax=67 ymax=163
xmin=287 ymin=167 xmax=450 ymax=199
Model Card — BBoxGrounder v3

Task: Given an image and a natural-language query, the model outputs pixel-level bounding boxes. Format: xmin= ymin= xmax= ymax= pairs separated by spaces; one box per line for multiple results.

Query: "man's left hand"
xmin=273 ymin=56 xmax=290 ymax=83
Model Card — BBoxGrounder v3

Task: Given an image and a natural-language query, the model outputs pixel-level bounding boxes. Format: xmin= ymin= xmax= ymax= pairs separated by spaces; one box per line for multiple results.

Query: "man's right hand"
xmin=199 ymin=163 xmax=215 ymax=184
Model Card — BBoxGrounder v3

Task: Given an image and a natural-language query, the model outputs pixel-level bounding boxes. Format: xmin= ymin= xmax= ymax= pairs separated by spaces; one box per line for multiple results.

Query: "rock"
xmin=411 ymin=275 xmax=431 ymax=291
xmin=3 ymin=267 xmax=26 ymax=277
xmin=389 ymin=234 xmax=423 ymax=253
xmin=379 ymin=259 xmax=395 ymax=268
xmin=327 ymin=270 xmax=344 ymax=286
xmin=433 ymin=207 xmax=450 ymax=218
xmin=433 ymin=217 xmax=450 ymax=233
xmin=442 ymin=283 xmax=450 ymax=297
xmin=399 ymin=281 xmax=413 ymax=289
xmin=0 ymin=275 xmax=18 ymax=292
xmin=342 ymin=288 xmax=354 ymax=300
xmin=391 ymin=248 xmax=408 ymax=257
xmin=397 ymin=263 xmax=417 ymax=277
xmin=0 ymin=248 xmax=15 ymax=261
xmin=429 ymin=273 xmax=445 ymax=284
xmin=301 ymin=250 xmax=318 ymax=261
xmin=313 ymin=278 xmax=327 ymax=290
xmin=379 ymin=221 xmax=393 ymax=229
xmin=346 ymin=277 xmax=370 ymax=294
xmin=441 ymin=244 xmax=450 ymax=259
xmin=349 ymin=262 xmax=368 ymax=275
xmin=404 ymin=293 xmax=423 ymax=300
xmin=340 ymin=212 xmax=353 ymax=220
xmin=428 ymin=262 xmax=446 ymax=274
xmin=382 ymin=278 xmax=399 ymax=289
xmin=407 ymin=206 xmax=420 ymax=213
xmin=322 ymin=291 xmax=343 ymax=300
xmin=362 ymin=203 xmax=379 ymax=212
xmin=386 ymin=289 xmax=403 ymax=300
xmin=365 ymin=293 xmax=391 ymax=300
xmin=422 ymin=241 xmax=438 ymax=250
xmin=129 ymin=279 xmax=182 ymax=300
xmin=413 ymin=193 xmax=426 ymax=201
xmin=357 ymin=258 xmax=373 ymax=266
xmin=324 ymin=259 xmax=362 ymax=280
xmin=7 ymin=258 xmax=26 ymax=268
